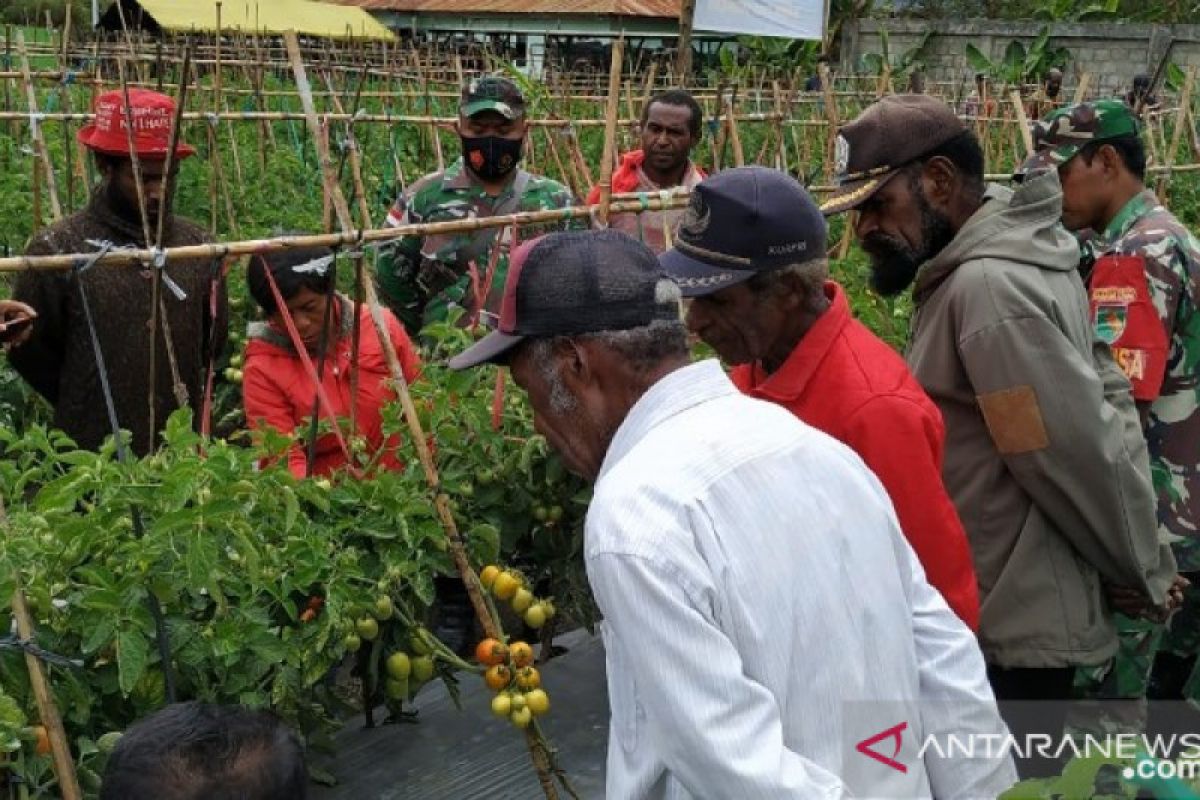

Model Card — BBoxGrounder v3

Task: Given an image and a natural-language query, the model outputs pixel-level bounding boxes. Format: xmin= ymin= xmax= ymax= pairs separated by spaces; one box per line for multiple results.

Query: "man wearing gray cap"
xmin=450 ymin=229 xmax=1015 ymax=798
xmin=823 ymin=94 xmax=1177 ymax=771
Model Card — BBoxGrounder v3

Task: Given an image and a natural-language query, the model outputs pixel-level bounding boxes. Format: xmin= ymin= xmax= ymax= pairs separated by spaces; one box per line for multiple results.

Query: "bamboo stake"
xmin=596 ymin=36 xmax=625 ymax=227
xmin=726 ymin=96 xmax=745 ymax=167
xmin=543 ymin=126 xmax=581 ymax=199
xmin=10 ymin=582 xmax=82 ymax=800
xmin=713 ymin=89 xmax=729 ymax=171
xmin=772 ymin=80 xmax=788 ymax=172
xmin=1072 ymin=72 xmax=1091 ymax=106
xmin=818 ymin=64 xmax=839 ymax=183
xmin=565 ymin=126 xmax=594 ymax=190
xmin=284 ymin=29 xmax=561 ymax=800
xmin=1010 ymin=90 xmax=1034 ymax=158
xmin=1157 ymin=67 xmax=1195 ymax=202
xmin=16 ymin=31 xmax=62 ymax=221
xmin=4 ymin=27 xmax=12 ymax=150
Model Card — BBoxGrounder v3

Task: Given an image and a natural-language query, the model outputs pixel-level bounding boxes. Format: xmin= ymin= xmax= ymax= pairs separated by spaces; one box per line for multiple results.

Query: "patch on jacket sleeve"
xmin=977 ymin=385 xmax=1049 ymax=455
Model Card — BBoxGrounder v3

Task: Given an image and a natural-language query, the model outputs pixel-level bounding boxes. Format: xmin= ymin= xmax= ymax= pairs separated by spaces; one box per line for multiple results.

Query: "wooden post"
xmin=597 ymin=36 xmax=625 ymax=227
xmin=676 ymin=0 xmax=695 ymax=82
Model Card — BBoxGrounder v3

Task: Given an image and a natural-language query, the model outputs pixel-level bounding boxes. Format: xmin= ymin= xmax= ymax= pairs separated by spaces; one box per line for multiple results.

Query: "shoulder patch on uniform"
xmin=977 ymin=385 xmax=1050 ymax=455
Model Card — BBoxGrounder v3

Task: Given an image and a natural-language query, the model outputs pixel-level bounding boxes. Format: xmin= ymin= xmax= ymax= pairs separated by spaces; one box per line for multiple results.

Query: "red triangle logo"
xmin=856 ymin=721 xmax=908 ymax=774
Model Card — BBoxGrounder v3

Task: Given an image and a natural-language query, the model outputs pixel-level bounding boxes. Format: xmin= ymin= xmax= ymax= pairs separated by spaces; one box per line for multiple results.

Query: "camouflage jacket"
xmin=1085 ymin=190 xmax=1200 ymax=570
xmin=375 ymin=157 xmax=581 ymax=333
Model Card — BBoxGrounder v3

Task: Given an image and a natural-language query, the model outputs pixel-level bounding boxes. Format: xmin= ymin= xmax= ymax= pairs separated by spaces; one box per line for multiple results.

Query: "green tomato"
xmin=355 ymin=617 xmax=379 ymax=641
xmin=412 ymin=655 xmax=435 ymax=682
xmin=373 ymin=595 xmax=395 ymax=620
xmin=386 ymin=651 xmax=412 ymax=680
xmin=385 ymin=677 xmax=408 ymax=700
xmin=409 ymin=629 xmax=433 ymax=656
xmin=96 ymin=731 xmax=123 ymax=754
xmin=343 ymin=633 xmax=362 ymax=653
xmin=511 ymin=588 xmax=534 ymax=614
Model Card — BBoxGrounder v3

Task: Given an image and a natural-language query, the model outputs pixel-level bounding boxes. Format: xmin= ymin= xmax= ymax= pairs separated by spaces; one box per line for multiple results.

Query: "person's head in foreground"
xmin=100 ymin=702 xmax=307 ymax=800
xmin=456 ymin=75 xmax=528 ymax=185
xmin=448 ymin=229 xmax=688 ymax=480
xmin=658 ymin=166 xmax=828 ymax=372
xmin=1018 ymin=99 xmax=1146 ymax=233
xmin=820 ymin=93 xmax=986 ymax=298
xmin=247 ymin=245 xmax=337 ymax=352
xmin=77 ymin=88 xmax=196 ymax=230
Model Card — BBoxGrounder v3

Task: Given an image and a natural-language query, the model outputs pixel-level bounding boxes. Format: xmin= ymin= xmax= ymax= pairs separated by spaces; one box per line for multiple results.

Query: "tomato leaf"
xmin=116 ymin=629 xmax=149 ymax=697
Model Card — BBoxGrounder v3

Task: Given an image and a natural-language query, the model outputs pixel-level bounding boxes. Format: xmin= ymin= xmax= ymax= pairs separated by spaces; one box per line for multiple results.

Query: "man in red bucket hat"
xmin=8 ymin=88 xmax=227 ymax=456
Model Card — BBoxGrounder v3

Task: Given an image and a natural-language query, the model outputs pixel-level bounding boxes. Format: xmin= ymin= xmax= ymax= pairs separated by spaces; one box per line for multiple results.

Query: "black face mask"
xmin=461 ymin=135 xmax=523 ymax=181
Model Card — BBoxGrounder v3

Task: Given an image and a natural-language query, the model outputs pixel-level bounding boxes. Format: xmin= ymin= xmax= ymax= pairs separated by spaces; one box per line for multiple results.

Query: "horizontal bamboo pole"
xmin=0 ymin=195 xmax=688 ymax=273
xmin=0 ymin=110 xmax=788 ymax=127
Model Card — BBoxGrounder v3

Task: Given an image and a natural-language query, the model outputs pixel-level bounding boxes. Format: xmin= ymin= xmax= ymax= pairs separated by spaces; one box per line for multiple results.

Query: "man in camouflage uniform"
xmin=376 ymin=76 xmax=582 ymax=334
xmin=1022 ymin=99 xmax=1199 ymax=735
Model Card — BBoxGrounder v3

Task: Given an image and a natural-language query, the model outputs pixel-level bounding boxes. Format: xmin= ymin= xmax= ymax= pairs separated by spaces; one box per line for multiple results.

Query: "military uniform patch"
xmin=1114 ymin=347 xmax=1147 ymax=381
xmin=1094 ymin=303 xmax=1128 ymax=344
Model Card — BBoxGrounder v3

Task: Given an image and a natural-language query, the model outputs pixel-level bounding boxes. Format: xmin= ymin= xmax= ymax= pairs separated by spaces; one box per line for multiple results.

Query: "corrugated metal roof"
xmin=112 ymin=0 xmax=396 ymax=39
xmin=329 ymin=0 xmax=678 ymax=17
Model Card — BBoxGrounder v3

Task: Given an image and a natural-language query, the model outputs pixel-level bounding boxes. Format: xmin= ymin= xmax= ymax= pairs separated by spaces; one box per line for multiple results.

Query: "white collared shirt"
xmin=586 ymin=360 xmax=1016 ymax=799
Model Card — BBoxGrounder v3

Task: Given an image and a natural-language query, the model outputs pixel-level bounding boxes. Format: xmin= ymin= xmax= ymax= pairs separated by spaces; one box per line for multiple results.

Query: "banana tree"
xmin=861 ymin=29 xmax=935 ymax=83
xmin=965 ymin=26 xmax=1070 ymax=86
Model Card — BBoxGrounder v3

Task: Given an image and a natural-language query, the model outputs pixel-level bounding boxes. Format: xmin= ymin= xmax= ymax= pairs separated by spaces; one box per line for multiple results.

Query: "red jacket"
xmin=243 ymin=296 xmax=421 ymax=478
xmin=731 ymin=282 xmax=980 ymax=630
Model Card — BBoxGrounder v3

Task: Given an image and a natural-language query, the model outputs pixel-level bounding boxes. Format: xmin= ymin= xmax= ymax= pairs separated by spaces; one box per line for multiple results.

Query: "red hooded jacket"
xmin=243 ymin=295 xmax=421 ymax=478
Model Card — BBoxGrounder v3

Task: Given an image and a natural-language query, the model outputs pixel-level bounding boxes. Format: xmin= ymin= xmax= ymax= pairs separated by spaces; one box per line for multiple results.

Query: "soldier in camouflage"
xmin=1022 ymin=99 xmax=1199 ymax=734
xmin=375 ymin=75 xmax=582 ymax=334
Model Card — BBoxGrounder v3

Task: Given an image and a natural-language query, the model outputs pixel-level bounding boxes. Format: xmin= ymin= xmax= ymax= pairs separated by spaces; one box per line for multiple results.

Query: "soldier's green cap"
xmin=1017 ymin=99 xmax=1141 ymax=177
xmin=460 ymin=76 xmax=526 ymax=121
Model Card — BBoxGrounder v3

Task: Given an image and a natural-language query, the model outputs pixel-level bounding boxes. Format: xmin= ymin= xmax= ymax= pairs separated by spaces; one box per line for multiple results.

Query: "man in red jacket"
xmin=586 ymin=89 xmax=706 ymax=254
xmin=661 ymin=167 xmax=980 ymax=629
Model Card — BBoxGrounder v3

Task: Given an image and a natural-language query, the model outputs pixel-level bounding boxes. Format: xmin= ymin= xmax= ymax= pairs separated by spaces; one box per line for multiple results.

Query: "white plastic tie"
xmin=291 ymin=254 xmax=335 ymax=276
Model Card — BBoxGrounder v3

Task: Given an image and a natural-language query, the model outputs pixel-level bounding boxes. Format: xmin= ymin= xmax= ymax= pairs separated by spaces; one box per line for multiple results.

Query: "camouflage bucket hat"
xmin=1018 ymin=99 xmax=1142 ymax=177
xmin=460 ymin=76 xmax=526 ymax=121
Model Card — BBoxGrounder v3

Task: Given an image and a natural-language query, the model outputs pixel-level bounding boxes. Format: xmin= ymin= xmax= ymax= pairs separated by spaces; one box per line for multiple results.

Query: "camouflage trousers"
xmin=1067 ymin=580 xmax=1200 ymax=736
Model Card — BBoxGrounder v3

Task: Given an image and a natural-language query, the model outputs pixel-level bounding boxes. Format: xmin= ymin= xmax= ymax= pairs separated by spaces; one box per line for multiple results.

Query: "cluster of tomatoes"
xmin=383 ymin=639 xmax=437 ymax=701
xmin=476 ymin=637 xmax=549 ymax=729
xmin=478 ymin=565 xmax=557 ymax=630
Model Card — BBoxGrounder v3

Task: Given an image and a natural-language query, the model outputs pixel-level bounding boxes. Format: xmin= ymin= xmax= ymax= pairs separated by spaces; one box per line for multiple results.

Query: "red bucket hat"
xmin=77 ymin=88 xmax=195 ymax=159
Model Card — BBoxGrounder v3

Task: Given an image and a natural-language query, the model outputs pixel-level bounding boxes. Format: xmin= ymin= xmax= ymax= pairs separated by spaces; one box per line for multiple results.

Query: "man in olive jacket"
xmin=823 ymin=95 xmax=1178 ymax=773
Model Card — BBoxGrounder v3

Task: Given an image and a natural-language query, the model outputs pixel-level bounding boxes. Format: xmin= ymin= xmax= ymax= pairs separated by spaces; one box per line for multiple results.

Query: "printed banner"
xmin=693 ymin=0 xmax=825 ymax=40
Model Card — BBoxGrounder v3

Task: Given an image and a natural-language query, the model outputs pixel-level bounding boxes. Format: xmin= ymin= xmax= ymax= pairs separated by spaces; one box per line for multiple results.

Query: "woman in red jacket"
xmin=242 ymin=246 xmax=421 ymax=478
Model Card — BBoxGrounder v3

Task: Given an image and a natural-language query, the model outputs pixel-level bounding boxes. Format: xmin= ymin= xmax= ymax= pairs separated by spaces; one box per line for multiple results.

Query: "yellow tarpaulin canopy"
xmin=107 ymin=0 xmax=396 ymax=40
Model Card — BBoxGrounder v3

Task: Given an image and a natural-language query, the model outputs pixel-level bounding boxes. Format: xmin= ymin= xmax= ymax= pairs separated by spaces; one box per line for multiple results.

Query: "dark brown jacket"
xmin=9 ymin=191 xmax=228 ymax=455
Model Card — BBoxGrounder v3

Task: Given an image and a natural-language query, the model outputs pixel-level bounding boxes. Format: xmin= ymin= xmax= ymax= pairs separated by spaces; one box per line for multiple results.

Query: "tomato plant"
xmin=0 ymin=319 xmax=597 ymax=795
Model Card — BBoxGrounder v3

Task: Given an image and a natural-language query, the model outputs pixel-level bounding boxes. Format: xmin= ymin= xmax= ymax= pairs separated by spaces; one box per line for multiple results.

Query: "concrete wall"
xmin=841 ymin=19 xmax=1200 ymax=97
